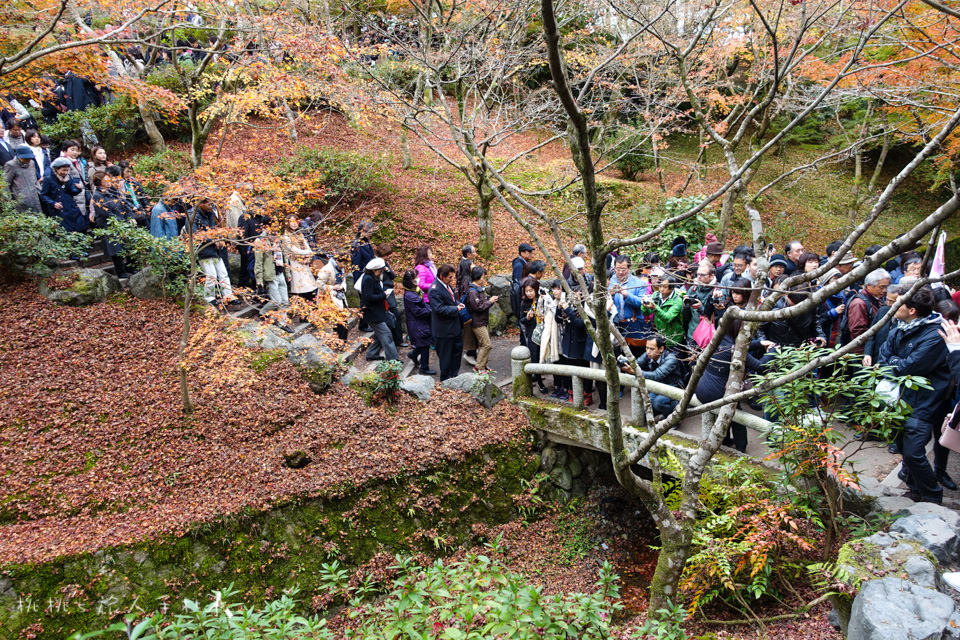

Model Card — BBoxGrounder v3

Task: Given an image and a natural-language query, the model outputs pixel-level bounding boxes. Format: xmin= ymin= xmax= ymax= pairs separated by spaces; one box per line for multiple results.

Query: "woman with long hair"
xmin=282 ymin=215 xmax=319 ymax=300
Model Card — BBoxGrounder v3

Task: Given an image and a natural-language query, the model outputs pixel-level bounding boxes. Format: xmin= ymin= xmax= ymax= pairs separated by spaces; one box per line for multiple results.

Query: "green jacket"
xmin=254 ymin=249 xmax=278 ymax=284
xmin=653 ymin=288 xmax=685 ymax=346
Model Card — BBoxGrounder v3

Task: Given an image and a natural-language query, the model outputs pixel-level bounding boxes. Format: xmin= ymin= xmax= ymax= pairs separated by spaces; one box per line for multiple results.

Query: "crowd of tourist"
xmin=5 ymin=113 xmax=959 ymax=505
xmin=510 ymin=234 xmax=960 ymax=505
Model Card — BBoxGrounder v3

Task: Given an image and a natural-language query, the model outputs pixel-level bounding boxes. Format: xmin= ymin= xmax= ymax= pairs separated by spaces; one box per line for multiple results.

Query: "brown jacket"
xmin=466 ymin=285 xmax=494 ymax=328
xmin=847 ymin=290 xmax=882 ymax=353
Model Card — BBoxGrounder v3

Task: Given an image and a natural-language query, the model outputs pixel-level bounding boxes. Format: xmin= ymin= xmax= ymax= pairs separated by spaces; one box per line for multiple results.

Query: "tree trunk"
xmin=476 ymin=178 xmax=495 ymax=258
xmin=400 ymin=124 xmax=412 ymax=170
xmin=138 ymin=102 xmax=166 ymax=152
xmin=282 ymin=98 xmax=298 ymax=142
xmin=179 ymin=223 xmax=197 ymax=414
xmin=648 ymin=523 xmax=693 ymax=609
xmin=717 ymin=186 xmax=738 ymax=246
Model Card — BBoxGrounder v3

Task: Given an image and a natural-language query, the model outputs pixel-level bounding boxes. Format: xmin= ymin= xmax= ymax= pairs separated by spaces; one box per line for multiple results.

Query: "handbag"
xmin=875 ymin=379 xmax=901 ymax=404
xmin=691 ymin=316 xmax=716 ymax=348
xmin=939 ymin=404 xmax=960 ymax=453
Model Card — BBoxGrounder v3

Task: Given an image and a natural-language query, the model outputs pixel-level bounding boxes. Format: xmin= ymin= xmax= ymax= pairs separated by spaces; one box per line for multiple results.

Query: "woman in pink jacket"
xmin=414 ymin=244 xmax=437 ymax=302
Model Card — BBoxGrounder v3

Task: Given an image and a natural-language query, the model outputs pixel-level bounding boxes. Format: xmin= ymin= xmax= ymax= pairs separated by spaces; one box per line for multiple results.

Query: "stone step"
xmin=226 ymin=303 xmax=260 ymax=319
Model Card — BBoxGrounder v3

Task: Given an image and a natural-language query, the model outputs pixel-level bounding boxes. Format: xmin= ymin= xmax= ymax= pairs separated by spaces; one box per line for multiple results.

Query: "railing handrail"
xmin=520 ymin=360 xmax=773 ymax=433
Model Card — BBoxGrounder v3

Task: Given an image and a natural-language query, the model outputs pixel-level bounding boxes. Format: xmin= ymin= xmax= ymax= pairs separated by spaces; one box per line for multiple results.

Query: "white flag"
xmin=931 ymin=230 xmax=947 ymax=288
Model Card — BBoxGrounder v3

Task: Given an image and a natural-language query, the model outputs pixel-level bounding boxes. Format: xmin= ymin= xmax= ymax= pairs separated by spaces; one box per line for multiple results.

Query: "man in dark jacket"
xmin=0 ymin=122 xmax=13 ymax=166
xmin=879 ymin=287 xmax=951 ymax=504
xmin=40 ymin=157 xmax=86 ymax=232
xmin=465 ymin=266 xmax=499 ymax=372
xmin=511 ymin=243 xmax=534 ymax=332
xmin=429 ymin=264 xmax=464 ymax=380
xmin=636 ymin=336 xmax=685 ymax=418
xmin=361 ymin=257 xmax=399 ymax=362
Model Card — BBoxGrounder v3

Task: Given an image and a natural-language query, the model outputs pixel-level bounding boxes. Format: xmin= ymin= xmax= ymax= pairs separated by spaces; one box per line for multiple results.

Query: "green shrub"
xmin=0 ymin=193 xmax=91 ymax=277
xmin=369 ymin=58 xmax=423 ymax=96
xmin=90 ymin=217 xmax=190 ymax=297
xmin=608 ymin=127 xmax=655 ymax=181
xmin=273 ymin=146 xmax=387 ymax=208
xmin=132 ymin=147 xmax=193 ymax=197
xmin=72 ymin=585 xmax=327 ymax=639
xmin=75 ymin=552 xmax=623 ymax=640
xmin=42 ymin=99 xmax=143 ymax=152
xmin=623 ymin=196 xmax=716 ymax=264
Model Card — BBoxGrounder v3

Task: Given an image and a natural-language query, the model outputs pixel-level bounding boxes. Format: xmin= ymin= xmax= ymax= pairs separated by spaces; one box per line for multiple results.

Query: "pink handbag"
xmin=692 ymin=316 xmax=716 ymax=349
xmin=939 ymin=405 xmax=960 ymax=453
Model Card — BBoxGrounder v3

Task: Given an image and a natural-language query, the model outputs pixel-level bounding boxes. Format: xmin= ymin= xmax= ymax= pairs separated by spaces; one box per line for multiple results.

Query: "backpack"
xmin=459 ymin=285 xmax=480 ymax=323
xmin=838 ymin=291 xmax=876 ymax=346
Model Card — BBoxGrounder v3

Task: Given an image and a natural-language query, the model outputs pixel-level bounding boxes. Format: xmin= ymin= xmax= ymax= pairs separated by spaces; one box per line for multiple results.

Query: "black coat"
xmin=695 ymin=336 xmax=773 ymax=404
xmin=93 ymin=188 xmax=139 ymax=257
xmin=759 ymin=297 xmax=823 ymax=347
xmin=429 ymin=280 xmax=462 ymax=339
xmin=350 ymin=239 xmax=375 ymax=281
xmin=191 ymin=207 xmax=221 ymax=260
xmin=360 ymin=272 xmax=388 ymax=325
xmin=39 ymin=174 xmax=86 ymax=232
xmin=404 ymin=290 xmax=432 ymax=348
xmin=878 ymin=314 xmax=951 ymax=424
xmin=0 ymin=139 xmax=12 ymax=167
xmin=560 ymin=305 xmax=588 ymax=360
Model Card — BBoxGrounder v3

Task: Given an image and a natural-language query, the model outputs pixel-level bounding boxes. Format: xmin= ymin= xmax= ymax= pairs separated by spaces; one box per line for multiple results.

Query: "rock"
xmin=571 ymin=478 xmax=587 ymax=498
xmin=870 ymin=495 xmax=916 ymax=516
xmin=540 ymin=446 xmax=557 ymax=472
xmin=39 ymin=268 xmax=119 ymax=306
xmin=395 ymin=295 xmax=407 ymax=335
xmin=843 ymin=476 xmax=884 ymax=516
xmin=891 ymin=514 xmax=960 ymax=564
xmin=896 ymin=503 xmax=960 ymax=532
xmin=569 ymin=455 xmax=583 ymax=479
xmin=282 ymin=450 xmax=311 ymax=469
xmin=339 ymin=366 xmax=361 ymax=386
xmin=344 ymin=273 xmax=360 ymax=308
xmin=488 ymin=304 xmax=508 ymax=335
xmin=827 ymin=605 xmax=841 ymax=630
xmin=487 ymin=275 xmax=513 ymax=317
xmin=847 ymin=578 xmax=955 ymax=640
xmin=550 ymin=465 xmax=572 ymax=491
xmin=227 ymin=252 xmax=241 ymax=284
xmin=840 ymin=532 xmax=940 ymax=587
xmin=442 ymin=372 xmax=505 ymax=408
xmin=292 ymin=333 xmax=321 ymax=349
xmin=400 ymin=375 xmax=434 ymax=401
xmin=128 ymin=268 xmax=166 ymax=299
xmin=554 ymin=447 xmax=568 ymax=469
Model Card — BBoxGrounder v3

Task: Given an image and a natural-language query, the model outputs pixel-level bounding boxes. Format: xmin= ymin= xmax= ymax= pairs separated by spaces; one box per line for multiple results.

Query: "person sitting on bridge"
xmin=635 ymin=335 xmax=685 ymax=420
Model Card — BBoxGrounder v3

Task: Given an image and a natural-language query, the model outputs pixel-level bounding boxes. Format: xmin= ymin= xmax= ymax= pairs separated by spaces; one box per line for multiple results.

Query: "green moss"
xmin=0 ymin=439 xmax=538 ymax=639
xmin=249 ymin=349 xmax=286 ymax=373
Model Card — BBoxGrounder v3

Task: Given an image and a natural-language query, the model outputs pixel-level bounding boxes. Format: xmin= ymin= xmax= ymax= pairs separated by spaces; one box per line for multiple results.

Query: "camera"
xmin=683 ymin=296 xmax=695 ymax=307
xmin=642 ymin=295 xmax=654 ymax=306
xmin=617 ymin=354 xmax=629 ymax=366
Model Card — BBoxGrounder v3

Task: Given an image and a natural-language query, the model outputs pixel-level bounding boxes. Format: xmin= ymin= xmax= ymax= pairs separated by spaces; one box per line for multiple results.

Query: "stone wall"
xmin=0 ymin=439 xmax=539 ymax=639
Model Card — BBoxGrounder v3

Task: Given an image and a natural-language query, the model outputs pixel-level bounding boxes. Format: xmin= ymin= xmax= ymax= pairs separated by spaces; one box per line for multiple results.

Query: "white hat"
xmin=571 ymin=256 xmax=585 ymax=269
xmin=365 ymin=257 xmax=385 ymax=271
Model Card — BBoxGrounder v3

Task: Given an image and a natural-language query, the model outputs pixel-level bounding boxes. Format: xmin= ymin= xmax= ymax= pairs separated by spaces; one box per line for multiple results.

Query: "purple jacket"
xmin=404 ymin=289 xmax=433 ymax=348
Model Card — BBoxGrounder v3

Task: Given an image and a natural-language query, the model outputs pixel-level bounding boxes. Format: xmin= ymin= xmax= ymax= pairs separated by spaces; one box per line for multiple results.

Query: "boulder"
xmin=39 ymin=268 xmax=119 ymax=306
xmin=847 ymin=578 xmax=955 ymax=640
xmin=227 ymin=252 xmax=241 ymax=284
xmin=487 ymin=275 xmax=513 ymax=317
xmin=891 ymin=513 xmax=960 ymax=565
xmin=896 ymin=503 xmax=960 ymax=532
xmin=128 ymin=268 xmax=166 ymax=299
xmin=400 ymin=374 xmax=435 ymax=401
xmin=441 ymin=372 xmax=504 ymax=408
xmin=240 ymin=325 xmax=291 ymax=351
xmin=282 ymin=450 xmax=311 ymax=469
xmin=549 ymin=465 xmax=572 ymax=491
xmin=488 ymin=304 xmax=508 ymax=335
xmin=870 ymin=495 xmax=916 ymax=516
xmin=540 ymin=446 xmax=557 ymax=472
xmin=395 ymin=295 xmax=407 ymax=335
xmin=840 ymin=532 xmax=941 ymax=590
xmin=344 ymin=273 xmax=361 ymax=308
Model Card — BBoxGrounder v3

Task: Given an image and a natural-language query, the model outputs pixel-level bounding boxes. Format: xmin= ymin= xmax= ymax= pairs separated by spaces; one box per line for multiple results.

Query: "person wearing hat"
xmin=764 ymin=254 xmax=789 ymax=292
xmin=4 ymin=146 xmax=42 ymax=213
xmin=39 ymin=156 xmax=87 ymax=232
xmin=361 ymin=256 xmax=399 ymax=362
xmin=562 ymin=244 xmax=587 ymax=281
xmin=836 ymin=251 xmax=857 ymax=276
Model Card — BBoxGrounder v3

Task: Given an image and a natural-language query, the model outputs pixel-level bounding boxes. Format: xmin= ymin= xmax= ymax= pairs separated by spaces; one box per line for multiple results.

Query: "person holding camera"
xmin=646 ymin=275 xmax=685 ymax=347
xmin=609 ymin=255 xmax=653 ymax=355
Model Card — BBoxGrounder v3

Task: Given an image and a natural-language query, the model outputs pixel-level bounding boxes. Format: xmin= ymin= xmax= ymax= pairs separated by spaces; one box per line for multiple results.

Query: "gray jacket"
xmin=3 ymin=158 xmax=41 ymax=213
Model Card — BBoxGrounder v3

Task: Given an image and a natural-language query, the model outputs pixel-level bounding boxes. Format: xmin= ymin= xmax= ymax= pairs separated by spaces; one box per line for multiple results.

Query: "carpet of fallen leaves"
xmin=0 ymin=283 xmax=530 ymax=565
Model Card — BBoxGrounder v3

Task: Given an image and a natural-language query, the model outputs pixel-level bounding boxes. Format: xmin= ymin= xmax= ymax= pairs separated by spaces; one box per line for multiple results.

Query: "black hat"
xmin=769 ymin=254 xmax=788 ymax=268
xmin=518 ymin=243 xmax=535 ymax=253
xmin=671 ymin=235 xmax=688 ymax=248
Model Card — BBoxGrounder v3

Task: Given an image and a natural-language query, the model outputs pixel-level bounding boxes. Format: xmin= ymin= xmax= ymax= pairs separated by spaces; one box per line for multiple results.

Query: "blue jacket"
xmin=150 ymin=200 xmax=179 ymax=239
xmin=404 ymin=289 xmax=432 ymax=348
xmin=429 ymin=280 xmax=462 ymax=339
xmin=350 ymin=239 xmax=375 ymax=281
xmin=638 ymin=350 xmax=686 ymax=389
xmin=511 ymin=256 xmax=527 ymax=283
xmin=39 ymin=174 xmax=86 ymax=232
xmin=609 ymin=274 xmax=653 ymax=340
xmin=878 ymin=313 xmax=951 ymax=424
